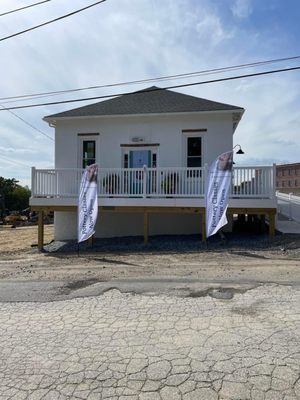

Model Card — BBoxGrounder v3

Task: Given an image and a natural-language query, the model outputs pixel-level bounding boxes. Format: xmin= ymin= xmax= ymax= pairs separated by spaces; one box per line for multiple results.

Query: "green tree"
xmin=0 ymin=177 xmax=18 ymax=195
xmin=0 ymin=177 xmax=31 ymax=213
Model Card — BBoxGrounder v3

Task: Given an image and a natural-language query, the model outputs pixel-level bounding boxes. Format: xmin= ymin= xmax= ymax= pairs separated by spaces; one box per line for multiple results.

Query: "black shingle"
xmin=45 ymin=86 xmax=243 ymax=119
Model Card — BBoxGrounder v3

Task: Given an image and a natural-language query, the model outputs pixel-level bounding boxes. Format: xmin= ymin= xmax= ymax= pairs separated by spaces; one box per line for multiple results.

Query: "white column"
xmin=143 ymin=165 xmax=147 ymax=198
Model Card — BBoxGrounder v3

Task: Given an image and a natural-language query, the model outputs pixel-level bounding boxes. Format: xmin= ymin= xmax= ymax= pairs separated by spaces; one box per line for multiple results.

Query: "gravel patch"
xmin=44 ymin=232 xmax=300 ymax=255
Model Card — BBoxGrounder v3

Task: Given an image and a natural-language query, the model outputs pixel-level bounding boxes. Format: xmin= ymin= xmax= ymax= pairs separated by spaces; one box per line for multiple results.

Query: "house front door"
xmin=129 ymin=150 xmax=151 ymax=168
xmin=129 ymin=150 xmax=151 ymax=195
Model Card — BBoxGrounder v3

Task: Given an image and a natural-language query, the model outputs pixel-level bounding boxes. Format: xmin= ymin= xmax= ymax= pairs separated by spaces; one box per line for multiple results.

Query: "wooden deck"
xmin=30 ymin=165 xmax=277 ymax=250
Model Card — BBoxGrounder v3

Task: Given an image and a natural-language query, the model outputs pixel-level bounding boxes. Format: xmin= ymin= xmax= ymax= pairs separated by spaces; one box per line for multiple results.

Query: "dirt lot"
xmin=0 ymin=225 xmax=54 ymax=253
xmin=0 ymin=224 xmax=300 ymax=286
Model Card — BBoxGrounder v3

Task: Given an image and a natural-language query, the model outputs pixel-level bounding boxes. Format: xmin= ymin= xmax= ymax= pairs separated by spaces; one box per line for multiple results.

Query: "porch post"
xmin=143 ymin=211 xmax=149 ymax=243
xmin=268 ymin=210 xmax=276 ymax=238
xmin=38 ymin=210 xmax=44 ymax=251
xmin=202 ymin=164 xmax=208 ymax=242
xmin=143 ymin=165 xmax=147 ymax=198
xmin=202 ymin=210 xmax=206 ymax=242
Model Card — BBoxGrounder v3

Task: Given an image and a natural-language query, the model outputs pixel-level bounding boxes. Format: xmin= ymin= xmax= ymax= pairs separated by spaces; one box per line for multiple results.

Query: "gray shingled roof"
xmin=45 ymin=86 xmax=244 ymax=119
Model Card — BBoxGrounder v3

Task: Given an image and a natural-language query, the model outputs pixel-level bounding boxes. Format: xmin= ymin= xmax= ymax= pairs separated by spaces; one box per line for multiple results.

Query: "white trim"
xmin=30 ymin=196 xmax=276 ymax=209
xmin=44 ymin=109 xmax=245 ymax=125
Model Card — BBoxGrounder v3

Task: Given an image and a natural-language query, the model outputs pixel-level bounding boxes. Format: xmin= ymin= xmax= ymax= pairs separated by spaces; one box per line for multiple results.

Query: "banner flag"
xmin=205 ymin=151 xmax=233 ymax=238
xmin=78 ymin=164 xmax=98 ymax=243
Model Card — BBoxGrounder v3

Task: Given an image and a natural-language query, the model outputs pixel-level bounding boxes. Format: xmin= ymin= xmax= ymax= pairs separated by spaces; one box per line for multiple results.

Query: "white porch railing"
xmin=276 ymin=191 xmax=300 ymax=223
xmin=231 ymin=166 xmax=274 ymax=198
xmin=31 ymin=166 xmax=275 ymax=199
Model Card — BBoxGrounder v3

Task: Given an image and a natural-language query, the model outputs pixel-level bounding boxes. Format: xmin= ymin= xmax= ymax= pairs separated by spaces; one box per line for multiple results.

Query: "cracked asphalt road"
xmin=1 ymin=228 xmax=300 ymax=398
xmin=1 ymin=284 xmax=300 ymax=399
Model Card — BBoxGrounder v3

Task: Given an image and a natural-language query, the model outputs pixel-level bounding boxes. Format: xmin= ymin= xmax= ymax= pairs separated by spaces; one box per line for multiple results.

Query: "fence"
xmin=276 ymin=191 xmax=300 ymax=223
xmin=32 ymin=166 xmax=275 ymax=199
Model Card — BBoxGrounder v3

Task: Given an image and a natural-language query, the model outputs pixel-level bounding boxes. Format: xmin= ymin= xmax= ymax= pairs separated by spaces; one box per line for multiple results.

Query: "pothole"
xmin=61 ymin=279 xmax=99 ymax=294
xmin=209 ymin=288 xmax=234 ymax=300
xmin=187 ymin=286 xmax=253 ymax=300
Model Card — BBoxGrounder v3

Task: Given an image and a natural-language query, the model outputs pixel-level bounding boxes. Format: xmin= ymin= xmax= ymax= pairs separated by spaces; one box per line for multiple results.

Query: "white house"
xmin=30 ymin=86 xmax=277 ymax=249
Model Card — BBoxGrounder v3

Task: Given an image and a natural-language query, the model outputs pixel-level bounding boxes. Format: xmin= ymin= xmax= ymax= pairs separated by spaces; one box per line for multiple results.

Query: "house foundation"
xmin=32 ymin=206 xmax=276 ymax=251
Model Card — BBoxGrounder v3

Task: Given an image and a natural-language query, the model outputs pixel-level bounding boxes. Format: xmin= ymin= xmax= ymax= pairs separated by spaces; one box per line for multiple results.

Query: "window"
xmin=124 ymin=153 xmax=129 ymax=168
xmin=187 ymin=137 xmax=202 ymax=167
xmin=78 ymin=133 xmax=99 ymax=169
xmin=82 ymin=140 xmax=96 ymax=168
xmin=152 ymin=153 xmax=157 ymax=168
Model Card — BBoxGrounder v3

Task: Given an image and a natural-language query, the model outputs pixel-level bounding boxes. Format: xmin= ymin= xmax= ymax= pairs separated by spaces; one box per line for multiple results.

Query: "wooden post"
xmin=269 ymin=211 xmax=276 ymax=238
xmin=202 ymin=211 xmax=206 ymax=242
xmin=143 ymin=211 xmax=149 ymax=243
xmin=38 ymin=210 xmax=44 ymax=251
xmin=143 ymin=165 xmax=147 ymax=198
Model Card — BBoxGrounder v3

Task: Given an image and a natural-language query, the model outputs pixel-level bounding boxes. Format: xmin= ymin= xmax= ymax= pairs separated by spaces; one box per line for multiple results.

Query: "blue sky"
xmin=0 ymin=0 xmax=299 ymax=186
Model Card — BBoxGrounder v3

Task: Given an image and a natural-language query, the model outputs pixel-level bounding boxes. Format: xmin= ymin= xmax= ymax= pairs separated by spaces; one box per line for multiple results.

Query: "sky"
xmin=0 ymin=0 xmax=300 ymax=187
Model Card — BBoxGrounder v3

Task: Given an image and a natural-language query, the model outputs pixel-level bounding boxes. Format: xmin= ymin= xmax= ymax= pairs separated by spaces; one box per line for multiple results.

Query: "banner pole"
xmin=205 ymin=151 xmax=233 ymax=238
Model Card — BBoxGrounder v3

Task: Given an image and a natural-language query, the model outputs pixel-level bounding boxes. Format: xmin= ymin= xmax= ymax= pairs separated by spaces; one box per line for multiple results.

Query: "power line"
xmin=0 ymin=104 xmax=54 ymax=141
xmin=0 ymin=0 xmax=51 ymax=17
xmin=0 ymin=0 xmax=107 ymax=42
xmin=1 ymin=55 xmax=300 ymax=104
xmin=0 ymin=154 xmax=31 ymax=168
xmin=1 ymin=65 xmax=299 ymax=112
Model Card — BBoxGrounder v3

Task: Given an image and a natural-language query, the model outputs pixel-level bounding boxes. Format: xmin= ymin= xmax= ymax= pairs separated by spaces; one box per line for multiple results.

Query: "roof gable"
xmin=45 ymin=86 xmax=244 ymax=119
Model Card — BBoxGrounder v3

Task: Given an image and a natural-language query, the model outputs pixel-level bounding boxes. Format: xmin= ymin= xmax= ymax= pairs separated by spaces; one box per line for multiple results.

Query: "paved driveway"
xmin=1 ymin=284 xmax=300 ymax=399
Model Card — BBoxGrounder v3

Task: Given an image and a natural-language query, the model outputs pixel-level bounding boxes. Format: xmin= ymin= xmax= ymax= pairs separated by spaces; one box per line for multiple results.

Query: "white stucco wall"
xmin=53 ymin=111 xmax=235 ymax=240
xmin=54 ymin=112 xmax=234 ymax=169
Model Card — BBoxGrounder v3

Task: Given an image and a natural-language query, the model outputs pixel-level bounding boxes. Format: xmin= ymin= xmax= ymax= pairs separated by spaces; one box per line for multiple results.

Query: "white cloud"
xmin=0 ymin=0 xmax=299 ymax=186
xmin=196 ymin=14 xmax=234 ymax=45
xmin=231 ymin=0 xmax=253 ymax=19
